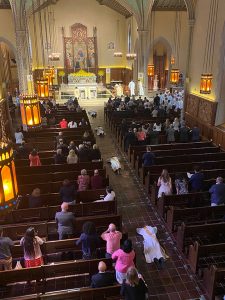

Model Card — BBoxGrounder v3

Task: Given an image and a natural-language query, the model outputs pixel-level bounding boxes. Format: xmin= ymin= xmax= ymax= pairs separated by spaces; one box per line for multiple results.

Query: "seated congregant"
xmin=142 ymin=146 xmax=155 ymax=167
xmin=59 ymin=118 xmax=68 ymax=128
xmin=91 ymin=261 xmax=116 ymax=288
xmin=29 ymin=188 xmax=42 ymax=208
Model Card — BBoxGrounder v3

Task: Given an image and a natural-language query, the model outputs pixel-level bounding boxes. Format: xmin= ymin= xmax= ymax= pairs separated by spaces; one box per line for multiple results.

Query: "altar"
xmin=66 ymin=70 xmax=97 ymax=99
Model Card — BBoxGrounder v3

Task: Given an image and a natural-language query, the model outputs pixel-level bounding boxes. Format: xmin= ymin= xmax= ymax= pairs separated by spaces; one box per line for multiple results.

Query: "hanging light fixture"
xmin=200 ymin=0 xmax=218 ymax=94
xmin=0 ymin=101 xmax=18 ymax=211
xmin=0 ymin=143 xmax=18 ymax=210
xmin=36 ymin=78 xmax=49 ymax=98
xmin=114 ymin=20 xmax=123 ymax=58
xmin=148 ymin=64 xmax=154 ymax=76
xmin=170 ymin=69 xmax=180 ymax=84
xmin=200 ymin=73 xmax=213 ymax=94
xmin=126 ymin=18 xmax=136 ymax=60
xmin=20 ymin=94 xmax=42 ymax=129
xmin=170 ymin=10 xmax=181 ymax=85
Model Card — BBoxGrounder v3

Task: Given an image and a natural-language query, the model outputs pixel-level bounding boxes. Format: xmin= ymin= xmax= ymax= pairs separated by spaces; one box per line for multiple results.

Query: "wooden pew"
xmin=16 ymin=161 xmax=103 ymax=176
xmin=17 ymin=168 xmax=108 ymax=188
xmin=0 ymin=258 xmax=114 ymax=297
xmin=134 ymin=146 xmax=220 ymax=169
xmin=1 ymin=214 xmax=122 ymax=241
xmin=166 ymin=205 xmax=225 ymax=232
xmin=157 ymin=191 xmax=210 ymax=218
xmin=188 ymin=241 xmax=225 ymax=273
xmin=203 ymin=265 xmax=225 ymax=300
xmin=176 ymin=222 xmax=225 ymax=252
xmin=128 ymin=141 xmax=213 ymax=163
xmin=2 ymin=201 xmax=117 ymax=224
xmin=17 ymin=189 xmax=107 ymax=209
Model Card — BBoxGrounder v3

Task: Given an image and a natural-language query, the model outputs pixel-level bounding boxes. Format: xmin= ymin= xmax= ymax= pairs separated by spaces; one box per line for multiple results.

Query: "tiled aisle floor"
xmin=82 ymin=99 xmax=206 ymax=300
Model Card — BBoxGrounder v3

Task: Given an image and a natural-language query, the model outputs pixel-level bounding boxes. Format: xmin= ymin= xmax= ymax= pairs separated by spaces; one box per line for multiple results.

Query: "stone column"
xmin=137 ymin=29 xmax=149 ymax=95
xmin=185 ymin=19 xmax=195 ymax=93
xmin=10 ymin=0 xmax=32 ymax=93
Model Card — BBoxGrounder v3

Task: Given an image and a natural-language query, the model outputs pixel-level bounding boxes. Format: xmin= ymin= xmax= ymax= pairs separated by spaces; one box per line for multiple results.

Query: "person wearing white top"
xmin=153 ymin=123 xmax=162 ymax=132
xmin=68 ymin=121 xmax=77 ymax=128
xmin=103 ymin=187 xmax=116 ymax=201
xmin=15 ymin=129 xmax=24 ymax=144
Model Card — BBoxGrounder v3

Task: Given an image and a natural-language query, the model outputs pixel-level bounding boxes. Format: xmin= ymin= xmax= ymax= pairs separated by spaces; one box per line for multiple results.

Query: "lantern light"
xmin=20 ymin=94 xmax=42 ymax=130
xmin=147 ymin=64 xmax=154 ymax=76
xmin=200 ymin=73 xmax=212 ymax=94
xmin=170 ymin=69 xmax=180 ymax=84
xmin=0 ymin=143 xmax=18 ymax=210
xmin=36 ymin=78 xmax=49 ymax=99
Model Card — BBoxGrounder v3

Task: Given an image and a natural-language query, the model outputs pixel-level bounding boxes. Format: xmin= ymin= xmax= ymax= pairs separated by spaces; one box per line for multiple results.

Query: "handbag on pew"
xmin=14 ymin=260 xmax=23 ymax=270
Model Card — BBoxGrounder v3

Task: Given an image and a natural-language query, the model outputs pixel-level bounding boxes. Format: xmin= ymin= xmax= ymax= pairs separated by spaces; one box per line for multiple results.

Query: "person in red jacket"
xmin=91 ymin=169 xmax=103 ymax=190
xmin=29 ymin=149 xmax=41 ymax=166
xmin=59 ymin=118 xmax=68 ymax=129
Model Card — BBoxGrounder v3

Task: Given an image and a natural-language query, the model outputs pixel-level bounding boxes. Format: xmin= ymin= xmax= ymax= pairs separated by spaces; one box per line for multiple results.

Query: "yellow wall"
xmin=0 ymin=9 xmax=16 ymax=54
xmin=30 ymin=0 xmax=128 ymax=69
xmin=189 ymin=0 xmax=225 ymax=101
xmin=150 ymin=11 xmax=189 ymax=73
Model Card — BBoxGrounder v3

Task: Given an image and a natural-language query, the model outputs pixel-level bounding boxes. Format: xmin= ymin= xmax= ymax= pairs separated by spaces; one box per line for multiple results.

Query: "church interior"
xmin=1 ymin=0 xmax=225 ymax=299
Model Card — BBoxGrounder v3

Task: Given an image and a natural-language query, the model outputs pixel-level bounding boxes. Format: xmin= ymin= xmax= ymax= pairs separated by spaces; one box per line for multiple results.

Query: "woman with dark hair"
xmin=175 ymin=173 xmax=188 ymax=195
xmin=120 ymin=267 xmax=148 ymax=300
xmin=76 ymin=221 xmax=100 ymax=259
xmin=112 ymin=239 xmax=135 ymax=284
xmin=20 ymin=227 xmax=44 ymax=268
xmin=29 ymin=149 xmax=41 ymax=167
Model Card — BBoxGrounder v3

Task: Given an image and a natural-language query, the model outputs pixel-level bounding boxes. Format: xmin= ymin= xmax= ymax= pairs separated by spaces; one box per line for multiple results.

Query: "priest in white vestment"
xmin=128 ymin=80 xmax=135 ymax=96
xmin=138 ymin=80 xmax=144 ymax=97
xmin=136 ymin=226 xmax=168 ymax=263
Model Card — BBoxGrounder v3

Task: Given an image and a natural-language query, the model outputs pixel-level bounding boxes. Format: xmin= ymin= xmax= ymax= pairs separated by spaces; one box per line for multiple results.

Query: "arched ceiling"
xmin=96 ymin=0 xmax=195 ymax=20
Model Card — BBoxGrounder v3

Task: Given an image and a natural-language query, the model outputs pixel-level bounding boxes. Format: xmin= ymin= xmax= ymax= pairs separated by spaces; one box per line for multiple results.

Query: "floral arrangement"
xmin=70 ymin=70 xmax=95 ymax=77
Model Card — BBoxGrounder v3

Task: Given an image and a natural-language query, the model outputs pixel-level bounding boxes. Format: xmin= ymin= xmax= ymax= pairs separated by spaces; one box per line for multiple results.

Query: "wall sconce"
xmin=0 ymin=143 xmax=18 ymax=210
xmin=147 ymin=64 xmax=154 ymax=76
xmin=20 ymin=94 xmax=41 ymax=130
xmin=200 ymin=73 xmax=212 ymax=94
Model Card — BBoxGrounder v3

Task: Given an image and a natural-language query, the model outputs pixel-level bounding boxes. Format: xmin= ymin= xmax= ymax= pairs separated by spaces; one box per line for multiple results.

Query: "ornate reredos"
xmin=64 ymin=23 xmax=98 ymax=73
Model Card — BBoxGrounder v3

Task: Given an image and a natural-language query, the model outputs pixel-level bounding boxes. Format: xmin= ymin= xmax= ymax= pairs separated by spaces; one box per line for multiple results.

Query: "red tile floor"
xmin=85 ymin=102 xmax=206 ymax=300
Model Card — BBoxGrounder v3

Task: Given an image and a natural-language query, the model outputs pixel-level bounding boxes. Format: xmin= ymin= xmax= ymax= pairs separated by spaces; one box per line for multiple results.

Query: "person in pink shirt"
xmin=59 ymin=118 xmax=68 ymax=129
xmin=112 ymin=239 xmax=135 ymax=284
xmin=77 ymin=169 xmax=90 ymax=191
xmin=136 ymin=127 xmax=146 ymax=145
xmin=101 ymin=223 xmax=122 ymax=258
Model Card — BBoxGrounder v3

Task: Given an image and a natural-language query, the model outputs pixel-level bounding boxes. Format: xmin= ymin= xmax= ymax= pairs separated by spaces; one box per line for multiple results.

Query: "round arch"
xmin=0 ymin=37 xmax=16 ymax=58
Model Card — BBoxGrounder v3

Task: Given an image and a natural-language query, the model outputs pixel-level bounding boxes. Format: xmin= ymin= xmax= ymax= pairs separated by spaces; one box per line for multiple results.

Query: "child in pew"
xmin=29 ymin=149 xmax=41 ymax=167
xmin=76 ymin=221 xmax=100 ymax=259
xmin=20 ymin=227 xmax=44 ymax=268
xmin=175 ymin=173 xmax=188 ymax=195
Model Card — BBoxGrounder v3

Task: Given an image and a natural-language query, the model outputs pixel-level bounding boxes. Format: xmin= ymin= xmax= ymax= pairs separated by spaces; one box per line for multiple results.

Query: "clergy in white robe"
xmin=136 ymin=226 xmax=167 ymax=263
xmin=138 ymin=80 xmax=144 ymax=96
xmin=128 ymin=80 xmax=135 ymax=96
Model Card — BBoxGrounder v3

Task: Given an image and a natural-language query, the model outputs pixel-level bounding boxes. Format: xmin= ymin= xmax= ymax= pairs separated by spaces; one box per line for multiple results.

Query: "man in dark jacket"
xmin=209 ymin=177 xmax=225 ymax=206
xmin=124 ymin=128 xmax=136 ymax=152
xmin=91 ymin=261 xmax=115 ymax=288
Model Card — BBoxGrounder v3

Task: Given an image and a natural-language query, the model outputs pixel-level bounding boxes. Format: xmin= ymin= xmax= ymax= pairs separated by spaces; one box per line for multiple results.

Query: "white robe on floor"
xmin=136 ymin=226 xmax=167 ymax=263
xmin=110 ymin=156 xmax=121 ymax=171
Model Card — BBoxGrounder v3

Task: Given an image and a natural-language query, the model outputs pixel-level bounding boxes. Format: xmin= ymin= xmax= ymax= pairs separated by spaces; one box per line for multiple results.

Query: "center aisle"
xmin=81 ymin=99 xmax=205 ymax=300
